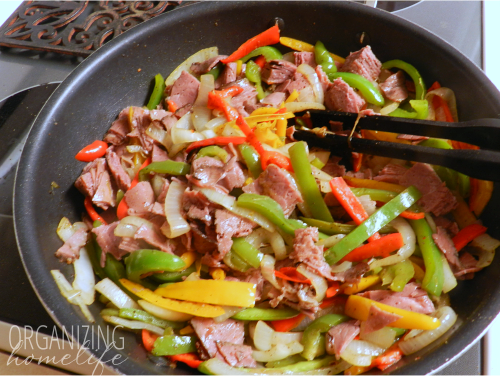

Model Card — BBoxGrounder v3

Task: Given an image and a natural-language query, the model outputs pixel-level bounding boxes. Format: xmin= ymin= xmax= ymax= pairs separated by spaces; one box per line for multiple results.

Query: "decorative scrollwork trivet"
xmin=0 ymin=1 xmax=181 ymax=57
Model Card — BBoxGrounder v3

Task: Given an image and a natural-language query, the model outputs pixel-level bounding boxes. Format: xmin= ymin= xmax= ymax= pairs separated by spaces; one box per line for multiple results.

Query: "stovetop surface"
xmin=0 ymin=0 xmax=490 ymax=375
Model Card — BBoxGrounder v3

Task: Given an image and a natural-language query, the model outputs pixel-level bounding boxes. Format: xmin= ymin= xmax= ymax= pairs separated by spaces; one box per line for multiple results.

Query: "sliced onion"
xmin=330 ymin=260 xmax=353 ymax=273
xmin=261 ymin=255 xmax=281 ymax=289
xmin=317 ymin=234 xmax=345 ymax=248
xmin=151 ymin=175 xmax=166 ymax=198
xmin=273 ymin=331 xmax=303 ymax=345
xmin=174 ymin=111 xmax=194 ymax=130
xmin=115 ymin=216 xmax=154 ymax=238
xmin=441 ymin=255 xmax=458 ymax=293
xmin=470 ymin=233 xmax=500 ymax=268
xmin=297 ymin=264 xmax=327 ymax=302
xmin=194 ymin=73 xmax=215 ymax=107
xmin=51 ymin=270 xmax=95 ymax=323
xmin=253 ymin=341 xmax=304 ymax=362
xmin=126 ymin=145 xmax=143 ymax=154
xmin=297 ymin=64 xmax=324 ymax=104
xmin=171 ymin=127 xmax=204 ymax=145
xmin=269 ymin=231 xmax=287 ymax=260
xmin=221 ymin=122 xmax=246 ymax=137
xmin=198 ymin=187 xmax=276 ymax=232
xmin=56 ymin=217 xmax=76 ymax=242
xmin=425 ymin=213 xmax=437 ymax=233
xmin=369 ymin=217 xmax=416 ymax=269
xmin=73 ymin=246 xmax=95 ymax=305
xmin=165 ymin=47 xmax=218 ymax=86
xmin=340 ymin=339 xmax=384 ymax=366
xmin=311 ymin=166 xmax=333 ymax=182
xmin=192 ymin=106 xmax=213 ymax=132
xmin=252 ymin=320 xmax=275 ymax=351
xmin=95 ymin=278 xmax=140 ymax=309
xmin=285 ymin=101 xmax=325 ymax=113
xmin=425 ymin=87 xmax=458 ymax=122
xmin=102 ymin=315 xmax=164 ymax=336
xmin=399 ymin=306 xmax=457 ymax=355
xmin=205 ymin=116 xmax=227 ymax=131
xmin=163 ymin=180 xmax=190 ymax=238
xmin=201 ymin=129 xmax=217 ymax=139
xmin=357 ymin=195 xmax=376 ymax=215
xmin=380 ymin=100 xmax=400 ymax=115
xmin=214 ymin=306 xmax=244 ymax=323
xmin=138 ymin=299 xmax=193 ymax=322
xmin=297 ymin=86 xmax=316 ymax=103
xmin=360 ymin=327 xmax=397 ymax=349
xmin=145 ymin=123 xmax=169 ymax=147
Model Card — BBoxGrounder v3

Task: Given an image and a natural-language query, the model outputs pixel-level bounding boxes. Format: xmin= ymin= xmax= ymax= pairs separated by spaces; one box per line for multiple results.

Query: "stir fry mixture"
xmin=53 ymin=25 xmax=500 ymax=375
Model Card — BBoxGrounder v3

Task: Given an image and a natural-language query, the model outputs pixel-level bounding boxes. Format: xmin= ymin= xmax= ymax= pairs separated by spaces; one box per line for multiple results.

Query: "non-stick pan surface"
xmin=14 ymin=1 xmax=500 ymax=375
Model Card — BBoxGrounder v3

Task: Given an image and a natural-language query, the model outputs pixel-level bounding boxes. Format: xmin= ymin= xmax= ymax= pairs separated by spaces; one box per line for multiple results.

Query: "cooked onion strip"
xmin=297 ymin=264 xmax=327 ymax=302
xmin=138 ymin=299 xmax=193 ymax=322
xmin=163 ymin=180 xmax=191 ymax=238
xmin=102 ymin=315 xmax=164 ymax=336
xmin=261 ymin=255 xmax=281 ymax=289
xmin=297 ymin=64 xmax=324 ymax=105
xmin=95 ymin=278 xmax=140 ymax=310
xmin=165 ymin=47 xmax=218 ymax=86
xmin=340 ymin=339 xmax=384 ymax=366
xmin=285 ymin=101 xmax=325 ymax=113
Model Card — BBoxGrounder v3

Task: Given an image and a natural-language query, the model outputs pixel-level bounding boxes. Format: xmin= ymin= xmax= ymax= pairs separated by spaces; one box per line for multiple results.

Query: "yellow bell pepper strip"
xmin=238 ymin=143 xmax=262 ymax=179
xmin=345 ymin=295 xmax=441 ymax=330
xmin=125 ymin=249 xmax=186 ymax=284
xmin=152 ymin=334 xmax=197 ymax=356
xmin=221 ymin=25 xmax=280 ymax=64
xmin=150 ymin=264 xmax=197 ymax=283
xmin=324 ymin=186 xmax=422 ymax=264
xmin=301 ymin=314 xmax=350 ymax=360
xmin=411 ymin=261 xmax=426 ymax=282
xmin=139 ymin=160 xmax=191 ymax=181
xmin=119 ymin=278 xmax=225 ymax=317
xmin=209 ymin=268 xmax=225 ymax=280
xmin=382 ymin=59 xmax=427 ymax=100
xmin=146 ymin=73 xmax=166 ymax=110
xmin=452 ymin=223 xmax=488 ymax=252
xmin=330 ymin=72 xmax=385 ymax=106
xmin=409 ymin=219 xmax=444 ymax=296
xmin=240 ymin=46 xmax=283 ymax=63
xmin=279 ymin=36 xmax=346 ymax=64
xmin=343 ymin=175 xmax=405 ymax=193
xmin=314 ymin=41 xmax=337 ymax=81
xmin=289 ymin=141 xmax=334 ymax=222
xmin=154 ymin=279 xmax=256 ymax=308
xmin=469 ymin=178 xmax=493 ymax=217
xmin=341 ymin=275 xmax=381 ymax=295
xmin=231 ymin=307 xmax=299 ymax=321
xmin=231 ymin=237 xmax=264 ymax=269
xmin=341 ymin=233 xmax=404 ymax=263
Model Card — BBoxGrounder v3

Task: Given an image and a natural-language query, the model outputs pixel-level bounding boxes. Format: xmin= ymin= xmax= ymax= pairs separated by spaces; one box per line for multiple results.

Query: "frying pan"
xmin=14 ymin=1 xmax=500 ymax=375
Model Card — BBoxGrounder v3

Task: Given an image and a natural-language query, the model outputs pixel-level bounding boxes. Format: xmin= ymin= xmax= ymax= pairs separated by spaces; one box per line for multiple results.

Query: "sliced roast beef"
xmin=182 ymin=188 xmax=215 ymax=225
xmin=432 ymin=226 xmax=462 ymax=269
xmin=216 ymin=342 xmax=257 ymax=368
xmin=339 ymin=46 xmax=381 ymax=82
xmin=275 ymin=72 xmax=310 ymax=95
xmin=190 ymin=318 xmax=245 ymax=359
xmin=433 ymin=216 xmax=460 ymax=237
xmin=360 ymin=305 xmax=402 ymax=335
xmin=92 ymin=221 xmax=127 ymax=264
xmin=215 ymin=62 xmax=237 ymax=89
xmin=268 ymin=280 xmax=319 ymax=317
xmin=289 ymin=227 xmax=333 ymax=280
xmin=190 ymin=156 xmax=226 ymax=187
xmin=74 ymin=158 xmax=115 ymax=210
xmin=346 ymin=168 xmax=373 ymax=180
xmin=242 ymin=164 xmax=303 ymax=217
xmin=322 ymin=156 xmax=346 ymax=177
xmin=373 ymin=163 xmax=408 ymax=184
xmin=216 ymin=156 xmax=246 ymax=192
xmin=398 ymin=163 xmax=457 ymax=216
xmin=228 ymin=79 xmax=259 ymax=117
xmin=124 ymin=181 xmax=155 ymax=216
xmin=397 ymin=134 xmax=428 ymax=144
xmin=190 ymin=55 xmax=228 ymax=76
xmin=294 ymin=51 xmax=316 ymax=68
xmin=169 ymin=71 xmax=200 ymax=110
xmin=118 ymin=237 xmax=142 ymax=253
xmin=55 ymin=228 xmax=88 ymax=264
xmin=326 ymin=320 xmax=360 ymax=358
xmin=379 ymin=71 xmax=408 ymax=102
xmin=261 ymin=91 xmax=286 ymax=108
xmin=316 ymin=65 xmax=331 ymax=93
xmin=332 ymin=262 xmax=369 ymax=284
xmin=215 ymin=209 xmax=255 ymax=257
xmin=454 ymin=252 xmax=482 ymax=278
xmin=134 ymin=224 xmax=175 ymax=254
xmin=126 ymin=106 xmax=155 ymax=152
xmin=152 ymin=144 xmax=170 ymax=163
xmin=191 ymin=223 xmax=218 ymax=254
xmin=104 ymin=107 xmax=130 ymax=145
xmin=149 ymin=109 xmax=170 ymax=121
xmin=105 ymin=146 xmax=131 ymax=191
xmin=358 ymin=282 xmax=434 ymax=314
xmin=261 ymin=60 xmax=297 ymax=85
xmin=231 ymin=268 xmax=266 ymax=301
xmin=324 ymin=78 xmax=365 ymax=113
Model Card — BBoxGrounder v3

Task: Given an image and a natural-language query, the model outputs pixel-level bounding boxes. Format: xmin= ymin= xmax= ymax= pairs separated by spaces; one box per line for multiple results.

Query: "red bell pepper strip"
xmin=84 ymin=196 xmax=107 ymax=225
xmin=329 ymin=177 xmax=381 ymax=242
xmin=320 ymin=295 xmax=347 ymax=309
xmin=271 ymin=313 xmax=306 ymax=332
xmin=260 ymin=150 xmax=293 ymax=172
xmin=254 ymin=55 xmax=267 ymax=68
xmin=221 ymin=25 xmax=280 ymax=64
xmin=399 ymin=210 xmax=425 ymax=220
xmin=75 ymin=140 xmax=108 ymax=162
xmin=117 ymin=157 xmax=152 ymax=220
xmin=342 ymin=233 xmax=404 ymax=263
xmin=169 ymin=353 xmax=202 ymax=369
xmin=142 ymin=329 xmax=159 ymax=353
xmin=427 ymin=81 xmax=441 ymax=92
xmin=452 ymin=223 xmax=487 ymax=252
xmin=207 ymin=86 xmax=244 ymax=121
xmin=274 ymin=267 xmax=312 ymax=284
xmin=370 ymin=344 xmax=403 ymax=371
xmin=185 ymin=136 xmax=247 ymax=153
xmin=325 ymin=281 xmax=340 ymax=298
xmin=167 ymin=100 xmax=178 ymax=113
xmin=432 ymin=95 xmax=454 ymax=123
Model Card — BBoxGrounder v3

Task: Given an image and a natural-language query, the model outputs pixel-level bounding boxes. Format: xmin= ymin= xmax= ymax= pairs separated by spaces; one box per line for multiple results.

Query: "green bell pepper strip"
xmin=310 ymin=157 xmax=325 ymax=170
xmin=409 ymin=219 xmax=444 ymax=296
xmin=146 ymin=73 xmax=166 ymax=110
xmin=289 ymin=142 xmax=334 ymax=223
xmin=85 ymin=237 xmax=107 ymax=281
xmin=392 ymin=327 xmax=407 ymax=337
xmin=151 ymin=335 xmax=197 ymax=356
xmin=118 ymin=308 xmax=185 ymax=329
xmin=125 ymin=249 xmax=186 ymax=284
xmin=389 ymin=100 xmax=429 ymax=120
xmin=207 ymin=62 xmax=222 ymax=80
xmin=241 ymin=46 xmax=283 ymax=63
xmin=351 ymin=188 xmax=398 ymax=203
xmin=238 ymin=143 xmax=262 ymax=179
xmin=196 ymin=145 xmax=229 ymax=163
xmin=245 ymin=60 xmax=265 ymax=100
xmin=139 ymin=160 xmax=190 ymax=181
xmin=382 ymin=59 xmax=426 ymax=100
xmin=314 ymin=41 xmax=337 ymax=81
xmin=100 ymin=308 xmax=119 ymax=317
xmin=231 ymin=307 xmax=299 ymax=321
xmin=237 ymin=193 xmax=296 ymax=236
xmin=116 ymin=189 xmax=124 ymax=205
xmin=418 ymin=138 xmax=470 ymax=198
xmin=231 ymin=237 xmax=264 ymax=269
xmin=324 ymin=186 xmax=422 ymax=264
xmin=386 ymin=259 xmax=415 ymax=292
xmin=150 ymin=264 xmax=197 ymax=283
xmin=301 ymin=314 xmax=350 ymax=360
xmin=331 ymin=72 xmax=385 ymax=106
xmin=265 ymin=354 xmax=306 ymax=368
xmin=301 ymin=216 xmax=396 ymax=235
xmin=223 ymin=250 xmax=252 ymax=272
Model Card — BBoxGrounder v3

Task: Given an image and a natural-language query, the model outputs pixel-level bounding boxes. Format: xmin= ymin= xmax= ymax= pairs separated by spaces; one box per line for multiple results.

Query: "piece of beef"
xmin=216 ymin=342 xmax=256 ymax=368
xmin=397 ymin=134 xmax=428 ymax=144
xmin=55 ymin=228 xmax=88 ymax=264
xmin=326 ymin=320 xmax=360 ymax=358
xmin=322 ymin=156 xmax=346 ymax=177
xmin=331 ymin=262 xmax=369 ymax=284
xmin=152 ymin=144 xmax=170 ymax=163
xmin=215 ymin=62 xmax=237 ymax=89
xmin=289 ymin=227 xmax=333 ymax=280
xmin=261 ymin=92 xmax=286 ymax=108
xmin=316 ymin=65 xmax=331 ymax=93
xmin=294 ymin=52 xmax=316 ymax=67
xmin=275 ymin=72 xmax=310 ymax=96
xmin=118 ymin=237 xmax=142 ymax=253
xmin=231 ymin=268 xmax=266 ymax=301
xmin=74 ymin=158 xmax=115 ymax=210
xmin=373 ymin=163 xmax=408 ymax=184
xmin=432 ymin=226 xmax=462 ymax=269
xmin=182 ymin=188 xmax=215 ymax=225
xmin=190 ymin=55 xmax=228 ymax=76
xmin=126 ymin=106 xmax=155 ymax=152
xmin=346 ymin=168 xmax=373 ymax=180
xmin=360 ymin=305 xmax=403 ymax=335
xmin=104 ymin=107 xmax=130 ymax=145
xmin=433 ymin=216 xmax=460 ymax=237
xmin=189 ymin=155 xmax=244 ymax=192
xmin=339 ymin=46 xmax=381 ymax=81
xmin=242 ymin=164 xmax=303 ymax=217
xmin=134 ymin=224 xmax=176 ymax=254
xmin=191 ymin=223 xmax=218 ymax=254
xmin=216 ymin=156 xmax=246 ymax=192
xmin=379 ymin=71 xmax=408 ymax=102
xmin=124 ymin=181 xmax=155 ymax=217
xmin=261 ymin=60 xmax=297 ymax=85
xmin=399 ymin=163 xmax=458 ymax=216
xmin=324 ymin=78 xmax=365 ymax=113
xmin=169 ymin=71 xmax=200 ymax=110
xmin=454 ymin=252 xmax=482 ymax=278
xmin=190 ymin=318 xmax=245 ymax=359
xmin=358 ymin=282 xmax=435 ymax=314
xmin=268 ymin=280 xmax=319 ymax=317
xmin=215 ymin=209 xmax=255 ymax=257
xmin=105 ymin=146 xmax=131 ymax=191
xmin=92 ymin=221 xmax=127 ymax=265
xmin=228 ymin=79 xmax=259 ymax=117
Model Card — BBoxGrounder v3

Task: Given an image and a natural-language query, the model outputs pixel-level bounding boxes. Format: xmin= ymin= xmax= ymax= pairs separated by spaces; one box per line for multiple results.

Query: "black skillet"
xmin=14 ymin=1 xmax=500 ymax=375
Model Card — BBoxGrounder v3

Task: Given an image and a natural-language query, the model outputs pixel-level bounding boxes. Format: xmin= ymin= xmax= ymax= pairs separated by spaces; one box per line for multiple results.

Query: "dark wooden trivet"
xmin=0 ymin=1 xmax=181 ymax=57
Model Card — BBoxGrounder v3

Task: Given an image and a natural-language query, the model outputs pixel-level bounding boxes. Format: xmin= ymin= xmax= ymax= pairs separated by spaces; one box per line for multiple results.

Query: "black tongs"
xmin=292 ymin=110 xmax=500 ymax=182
